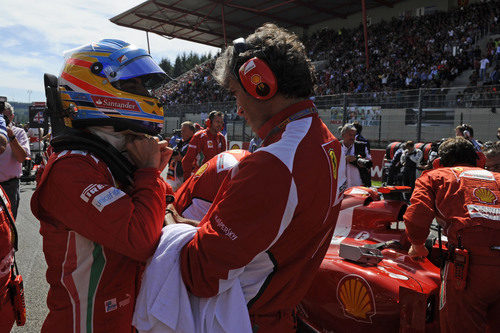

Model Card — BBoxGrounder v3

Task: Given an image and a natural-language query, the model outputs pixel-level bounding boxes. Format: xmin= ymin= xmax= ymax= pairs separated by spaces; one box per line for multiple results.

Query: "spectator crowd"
xmin=155 ymin=1 xmax=500 ymax=109
xmin=307 ymin=0 xmax=499 ymax=95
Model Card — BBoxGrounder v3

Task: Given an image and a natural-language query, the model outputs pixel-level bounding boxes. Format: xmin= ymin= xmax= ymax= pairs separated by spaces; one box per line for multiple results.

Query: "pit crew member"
xmin=181 ymin=110 xmax=226 ymax=178
xmin=404 ymin=137 xmax=500 ymax=333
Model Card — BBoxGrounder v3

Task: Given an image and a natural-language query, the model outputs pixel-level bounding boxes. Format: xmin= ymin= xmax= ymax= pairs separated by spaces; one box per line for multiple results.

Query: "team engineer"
xmin=177 ymin=23 xmax=346 ymax=331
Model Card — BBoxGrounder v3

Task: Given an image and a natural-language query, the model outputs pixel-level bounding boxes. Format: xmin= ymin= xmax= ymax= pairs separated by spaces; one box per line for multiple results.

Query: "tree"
xmin=159 ymin=58 xmax=173 ymax=75
xmin=158 ymin=51 xmax=214 ymax=81
xmin=173 ymin=57 xmax=184 ymax=77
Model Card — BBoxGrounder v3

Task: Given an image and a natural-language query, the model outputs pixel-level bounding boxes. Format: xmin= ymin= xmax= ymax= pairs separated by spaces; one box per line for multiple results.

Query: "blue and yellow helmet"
xmin=58 ymin=39 xmax=166 ymax=135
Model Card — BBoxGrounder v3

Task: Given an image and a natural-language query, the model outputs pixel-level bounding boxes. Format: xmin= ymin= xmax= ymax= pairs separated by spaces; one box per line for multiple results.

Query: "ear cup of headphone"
xmin=205 ymin=118 xmax=211 ymax=128
xmin=238 ymin=57 xmax=277 ymax=100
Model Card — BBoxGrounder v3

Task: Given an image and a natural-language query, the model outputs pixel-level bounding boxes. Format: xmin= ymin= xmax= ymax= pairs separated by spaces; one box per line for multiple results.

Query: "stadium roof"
xmin=110 ymin=0 xmax=405 ymax=48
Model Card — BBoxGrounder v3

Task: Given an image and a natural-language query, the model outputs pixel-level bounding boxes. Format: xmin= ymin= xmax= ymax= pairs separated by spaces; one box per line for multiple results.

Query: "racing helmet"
xmin=57 ymin=39 xmax=166 ymax=135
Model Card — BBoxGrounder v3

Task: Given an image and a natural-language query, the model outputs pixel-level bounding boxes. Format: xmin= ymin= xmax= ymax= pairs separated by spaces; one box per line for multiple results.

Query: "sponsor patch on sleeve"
xmin=80 ymin=184 xmax=107 ymax=203
xmin=105 ymin=298 xmax=117 ymax=313
xmin=91 ymin=187 xmax=126 ymax=212
xmin=81 ymin=184 xmax=127 ymax=212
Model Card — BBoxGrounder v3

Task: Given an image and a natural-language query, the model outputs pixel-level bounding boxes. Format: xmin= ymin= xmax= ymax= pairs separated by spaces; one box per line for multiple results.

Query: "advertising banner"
xmin=29 ymin=102 xmax=47 ymax=128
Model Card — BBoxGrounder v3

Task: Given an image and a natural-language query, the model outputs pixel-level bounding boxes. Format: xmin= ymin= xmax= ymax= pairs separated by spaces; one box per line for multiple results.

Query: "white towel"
xmin=133 ymin=224 xmax=252 ymax=333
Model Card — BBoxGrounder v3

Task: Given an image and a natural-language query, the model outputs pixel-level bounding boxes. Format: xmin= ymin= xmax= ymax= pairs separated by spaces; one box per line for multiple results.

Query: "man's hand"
xmin=164 ymin=204 xmax=199 ymax=227
xmin=408 ymin=243 xmax=429 ymax=261
xmin=0 ymin=134 xmax=7 ymax=154
xmin=126 ymin=136 xmax=161 ymax=169
xmin=158 ymin=140 xmax=173 ymax=172
xmin=6 ymin=127 xmax=14 ymax=140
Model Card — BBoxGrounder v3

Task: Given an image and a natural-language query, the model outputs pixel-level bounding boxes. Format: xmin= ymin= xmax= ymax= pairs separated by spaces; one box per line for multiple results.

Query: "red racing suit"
xmin=0 ymin=186 xmax=15 ymax=332
xmin=174 ymin=149 xmax=250 ymax=220
xmin=180 ymin=100 xmax=347 ymax=331
xmin=31 ymin=149 xmax=169 ymax=333
xmin=181 ymin=128 xmax=226 ymax=178
xmin=404 ymin=166 xmax=500 ymax=333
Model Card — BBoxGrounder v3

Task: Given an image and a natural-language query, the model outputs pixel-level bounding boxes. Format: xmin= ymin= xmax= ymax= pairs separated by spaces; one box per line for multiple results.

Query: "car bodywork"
xmin=297 ymin=186 xmax=442 ymax=333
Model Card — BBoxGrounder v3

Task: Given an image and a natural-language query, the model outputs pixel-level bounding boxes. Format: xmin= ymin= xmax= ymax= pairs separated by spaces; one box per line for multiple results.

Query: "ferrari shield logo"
xmin=328 ymin=148 xmax=338 ymax=180
xmin=194 ymin=162 xmax=209 ymax=178
xmin=337 ymin=274 xmax=376 ymax=323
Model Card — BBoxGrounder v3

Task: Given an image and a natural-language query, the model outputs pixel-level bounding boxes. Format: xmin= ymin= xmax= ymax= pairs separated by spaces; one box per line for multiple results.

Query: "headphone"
xmin=233 ymin=38 xmax=278 ymax=100
xmin=205 ymin=118 xmax=211 ymax=128
xmin=460 ymin=124 xmax=473 ymax=139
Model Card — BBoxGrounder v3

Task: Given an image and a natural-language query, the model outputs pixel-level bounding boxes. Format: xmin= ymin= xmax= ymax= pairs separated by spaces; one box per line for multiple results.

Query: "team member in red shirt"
xmin=182 ymin=110 xmax=226 ymax=178
xmin=404 ymin=137 xmax=500 ymax=333
xmin=30 ymin=40 xmax=172 ymax=332
xmin=174 ymin=149 xmax=250 ymax=220
xmin=178 ymin=24 xmax=346 ymax=332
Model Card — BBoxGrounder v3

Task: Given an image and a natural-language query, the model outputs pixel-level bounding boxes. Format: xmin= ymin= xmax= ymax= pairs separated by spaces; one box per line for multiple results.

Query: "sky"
xmin=0 ymin=0 xmax=220 ymax=103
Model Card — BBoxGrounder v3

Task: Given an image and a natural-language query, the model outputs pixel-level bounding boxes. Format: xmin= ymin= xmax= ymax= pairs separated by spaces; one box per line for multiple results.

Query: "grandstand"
xmin=112 ymin=0 xmax=500 ymax=145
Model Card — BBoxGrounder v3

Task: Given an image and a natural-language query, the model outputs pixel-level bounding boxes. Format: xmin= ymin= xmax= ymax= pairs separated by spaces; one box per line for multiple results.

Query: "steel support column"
xmin=361 ymin=0 xmax=369 ymax=69
xmin=146 ymin=31 xmax=151 ymax=54
xmin=221 ymin=2 xmax=227 ymax=47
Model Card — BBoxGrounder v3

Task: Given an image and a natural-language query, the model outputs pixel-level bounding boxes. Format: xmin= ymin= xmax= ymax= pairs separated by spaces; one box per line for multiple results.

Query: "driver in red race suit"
xmin=30 ymin=40 xmax=172 ymax=332
xmin=404 ymin=137 xmax=500 ymax=333
xmin=181 ymin=110 xmax=226 ymax=178
xmin=177 ymin=24 xmax=347 ymax=332
xmin=174 ymin=149 xmax=250 ymax=220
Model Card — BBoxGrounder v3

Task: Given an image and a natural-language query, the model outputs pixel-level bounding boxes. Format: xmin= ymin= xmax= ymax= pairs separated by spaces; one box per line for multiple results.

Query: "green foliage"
xmin=158 ymin=58 xmax=173 ymax=77
xmin=9 ymin=102 xmax=29 ymax=124
xmin=158 ymin=51 xmax=213 ymax=82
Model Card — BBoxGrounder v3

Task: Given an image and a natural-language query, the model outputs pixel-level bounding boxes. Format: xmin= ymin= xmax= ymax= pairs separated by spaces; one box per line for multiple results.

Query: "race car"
xmin=297 ymin=186 xmax=442 ymax=333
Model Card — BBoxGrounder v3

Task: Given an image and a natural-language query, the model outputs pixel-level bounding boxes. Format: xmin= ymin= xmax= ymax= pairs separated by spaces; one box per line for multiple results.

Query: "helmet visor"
xmin=111 ymin=55 xmax=167 ymax=90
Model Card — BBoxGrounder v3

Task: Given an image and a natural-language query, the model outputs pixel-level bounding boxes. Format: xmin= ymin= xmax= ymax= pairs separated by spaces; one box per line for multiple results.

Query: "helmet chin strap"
xmin=87 ymin=126 xmax=128 ymax=152
xmin=51 ymin=127 xmax=137 ymax=187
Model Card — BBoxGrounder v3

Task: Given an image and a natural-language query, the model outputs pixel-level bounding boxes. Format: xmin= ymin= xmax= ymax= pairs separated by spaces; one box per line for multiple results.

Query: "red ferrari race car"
xmin=297 ymin=186 xmax=443 ymax=333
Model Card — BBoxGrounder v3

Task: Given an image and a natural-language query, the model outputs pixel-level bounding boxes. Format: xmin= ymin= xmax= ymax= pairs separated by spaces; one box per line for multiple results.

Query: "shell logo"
xmin=336 ymin=274 xmax=376 ymax=323
xmin=194 ymin=162 xmax=210 ymax=178
xmin=473 ymin=187 xmax=497 ymax=204
xmin=251 ymin=74 xmax=262 ymax=85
